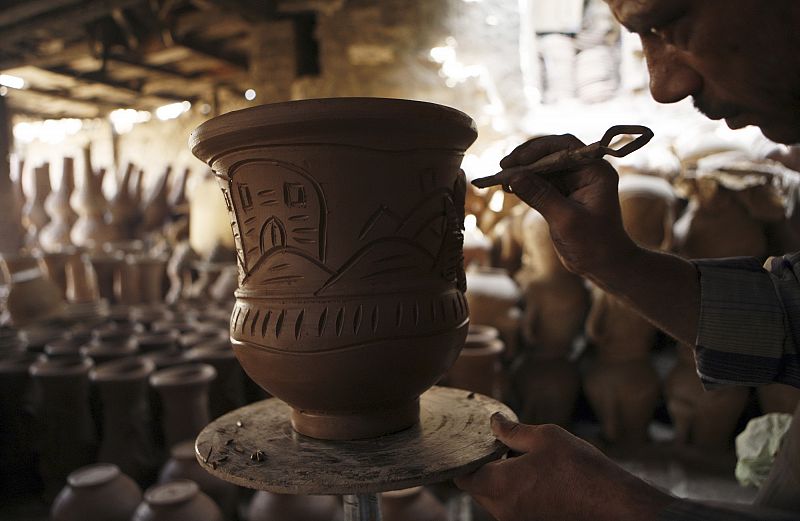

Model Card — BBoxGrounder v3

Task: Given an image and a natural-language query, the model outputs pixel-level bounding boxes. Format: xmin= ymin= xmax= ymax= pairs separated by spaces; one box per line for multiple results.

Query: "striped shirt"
xmin=658 ymin=255 xmax=800 ymax=520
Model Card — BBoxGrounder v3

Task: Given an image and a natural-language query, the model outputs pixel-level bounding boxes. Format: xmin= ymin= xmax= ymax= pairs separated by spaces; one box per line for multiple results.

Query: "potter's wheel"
xmin=195 ymin=386 xmax=514 ymax=495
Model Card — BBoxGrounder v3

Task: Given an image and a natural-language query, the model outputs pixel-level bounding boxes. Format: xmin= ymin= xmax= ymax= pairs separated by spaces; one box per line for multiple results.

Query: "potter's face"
xmin=605 ymin=0 xmax=800 ymax=144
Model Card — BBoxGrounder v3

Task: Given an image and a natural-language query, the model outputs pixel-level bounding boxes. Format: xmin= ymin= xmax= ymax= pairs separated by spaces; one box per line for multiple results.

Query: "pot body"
xmin=51 ymin=463 xmax=142 ymax=521
xmin=191 ymin=98 xmax=476 ymax=439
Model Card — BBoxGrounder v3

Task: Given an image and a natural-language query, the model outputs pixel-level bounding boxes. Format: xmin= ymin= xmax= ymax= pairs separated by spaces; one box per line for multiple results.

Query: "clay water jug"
xmin=149 ymin=363 xmax=216 ymax=447
xmin=91 ymin=357 xmax=158 ymax=484
xmin=133 ymin=480 xmax=222 ymax=521
xmin=71 ymin=148 xmax=115 ymax=249
xmin=51 ymin=463 xmax=142 ymax=521
xmin=22 ymin=162 xmax=52 ymax=247
xmin=40 ymin=157 xmax=77 ymax=252
xmin=29 ymin=356 xmax=97 ymax=498
xmin=158 ymin=440 xmax=238 ymax=520
xmin=248 ymin=491 xmax=340 ymax=521
xmin=0 ymin=350 xmax=40 ymax=495
xmin=190 ymin=98 xmax=476 ymax=440
xmin=108 ymin=163 xmax=140 ymax=240
xmin=380 ymin=487 xmax=448 ymax=521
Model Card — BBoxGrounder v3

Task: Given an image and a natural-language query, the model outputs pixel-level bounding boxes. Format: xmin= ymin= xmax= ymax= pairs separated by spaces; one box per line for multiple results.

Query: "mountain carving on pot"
xmin=191 ymin=97 xmax=477 ymax=440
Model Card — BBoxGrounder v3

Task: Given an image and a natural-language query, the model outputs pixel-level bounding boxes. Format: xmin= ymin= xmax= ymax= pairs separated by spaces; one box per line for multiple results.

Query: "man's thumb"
xmin=491 ymin=412 xmax=539 ymax=453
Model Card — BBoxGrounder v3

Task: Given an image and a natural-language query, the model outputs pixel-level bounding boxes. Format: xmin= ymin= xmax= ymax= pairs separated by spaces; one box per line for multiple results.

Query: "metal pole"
xmin=343 ymin=493 xmax=382 ymax=521
xmin=446 ymin=491 xmax=473 ymax=521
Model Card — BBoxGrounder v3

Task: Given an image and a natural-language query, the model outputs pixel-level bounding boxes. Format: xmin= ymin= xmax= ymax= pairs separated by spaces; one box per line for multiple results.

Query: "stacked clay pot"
xmin=51 ymin=463 xmax=142 ymax=521
xmin=158 ymin=440 xmax=239 ymax=520
xmin=191 ymin=97 xmax=477 ymax=440
xmin=133 ymin=480 xmax=222 ymax=521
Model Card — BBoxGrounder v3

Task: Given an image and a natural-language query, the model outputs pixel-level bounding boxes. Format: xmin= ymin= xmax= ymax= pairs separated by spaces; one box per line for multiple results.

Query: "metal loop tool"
xmin=471 ymin=125 xmax=654 ymax=192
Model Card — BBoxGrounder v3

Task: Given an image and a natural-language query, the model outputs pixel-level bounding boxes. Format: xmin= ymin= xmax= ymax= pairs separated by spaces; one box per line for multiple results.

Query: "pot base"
xmin=291 ymin=399 xmax=420 ymax=440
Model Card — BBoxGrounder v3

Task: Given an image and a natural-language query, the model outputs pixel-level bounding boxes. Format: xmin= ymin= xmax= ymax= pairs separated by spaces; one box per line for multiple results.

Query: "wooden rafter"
xmin=0 ymin=0 xmax=148 ymax=47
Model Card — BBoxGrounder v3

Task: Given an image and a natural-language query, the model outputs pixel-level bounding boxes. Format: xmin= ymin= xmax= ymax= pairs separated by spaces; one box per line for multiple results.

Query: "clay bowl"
xmin=191 ymin=97 xmax=477 ymax=440
xmin=133 ymin=480 xmax=222 ymax=521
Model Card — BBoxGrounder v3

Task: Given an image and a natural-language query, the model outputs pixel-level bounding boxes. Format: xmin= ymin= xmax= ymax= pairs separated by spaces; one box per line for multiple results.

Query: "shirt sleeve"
xmin=691 ymin=253 xmax=800 ymax=389
xmin=659 ymin=499 xmax=799 ymax=521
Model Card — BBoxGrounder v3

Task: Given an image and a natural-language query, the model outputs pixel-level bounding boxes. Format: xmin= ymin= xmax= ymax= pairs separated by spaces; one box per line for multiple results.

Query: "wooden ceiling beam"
xmin=172 ymin=37 xmax=249 ymax=71
xmin=0 ymin=0 xmax=84 ymax=27
xmin=0 ymin=0 xmax=147 ymax=47
xmin=10 ymin=85 xmax=123 ymax=112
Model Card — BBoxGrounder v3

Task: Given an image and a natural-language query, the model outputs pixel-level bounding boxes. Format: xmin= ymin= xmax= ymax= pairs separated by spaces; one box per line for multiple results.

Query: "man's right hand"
xmin=500 ymin=134 xmax=640 ymax=281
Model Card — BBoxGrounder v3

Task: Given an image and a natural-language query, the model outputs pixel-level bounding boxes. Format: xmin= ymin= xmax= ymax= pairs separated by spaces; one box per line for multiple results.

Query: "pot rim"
xmin=189 ymin=97 xmax=477 ymax=165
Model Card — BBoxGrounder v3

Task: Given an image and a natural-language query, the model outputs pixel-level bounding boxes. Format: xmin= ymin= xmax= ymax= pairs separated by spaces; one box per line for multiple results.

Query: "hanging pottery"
xmin=191 ymin=98 xmax=476 ymax=440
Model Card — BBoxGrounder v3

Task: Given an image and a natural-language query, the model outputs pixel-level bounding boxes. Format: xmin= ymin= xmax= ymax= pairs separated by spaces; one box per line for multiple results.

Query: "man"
xmin=455 ymin=1 xmax=800 ymax=519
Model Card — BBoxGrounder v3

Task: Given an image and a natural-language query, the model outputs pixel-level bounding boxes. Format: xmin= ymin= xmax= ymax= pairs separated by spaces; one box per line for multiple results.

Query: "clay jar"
xmin=186 ymin=339 xmax=246 ymax=418
xmin=133 ymin=480 xmax=222 ymax=521
xmin=444 ymin=332 xmax=504 ymax=399
xmin=248 ymin=491 xmax=341 ymax=521
xmin=159 ymin=440 xmax=238 ymax=520
xmin=28 ymin=356 xmax=97 ymax=498
xmin=91 ymin=357 xmax=158 ymax=484
xmin=149 ymin=363 xmax=217 ymax=448
xmin=51 ymin=463 xmax=142 ymax=521
xmin=465 ymin=267 xmax=521 ymax=362
xmin=190 ymin=98 xmax=477 ymax=440
xmin=380 ymin=487 xmax=448 ymax=521
xmin=0 ymin=351 xmax=40 ymax=495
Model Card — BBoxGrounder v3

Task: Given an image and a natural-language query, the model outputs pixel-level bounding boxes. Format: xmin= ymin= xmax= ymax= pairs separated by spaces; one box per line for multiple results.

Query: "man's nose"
xmin=642 ymin=39 xmax=703 ymax=104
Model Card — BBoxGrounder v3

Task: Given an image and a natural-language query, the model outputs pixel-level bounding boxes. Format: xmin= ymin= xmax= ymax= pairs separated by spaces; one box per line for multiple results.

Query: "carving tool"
xmin=471 ymin=125 xmax=654 ymax=191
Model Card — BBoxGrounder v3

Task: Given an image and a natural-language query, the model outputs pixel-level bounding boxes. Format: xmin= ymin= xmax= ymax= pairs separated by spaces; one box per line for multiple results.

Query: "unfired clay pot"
xmin=91 ymin=357 xmax=158 ymax=484
xmin=158 ymin=440 xmax=238 ymax=520
xmin=380 ymin=487 xmax=448 ymax=521
xmin=0 ymin=350 xmax=40 ymax=495
xmin=40 ymin=157 xmax=77 ymax=252
xmin=247 ymin=491 xmax=341 ymax=521
xmin=186 ymin=339 xmax=246 ymax=419
xmin=190 ymin=98 xmax=476 ymax=440
xmin=29 ymin=356 xmax=98 ymax=498
xmin=51 ymin=463 xmax=142 ymax=521
xmin=133 ymin=480 xmax=222 ymax=521
xmin=149 ymin=363 xmax=216 ymax=448
xmin=444 ymin=334 xmax=504 ymax=399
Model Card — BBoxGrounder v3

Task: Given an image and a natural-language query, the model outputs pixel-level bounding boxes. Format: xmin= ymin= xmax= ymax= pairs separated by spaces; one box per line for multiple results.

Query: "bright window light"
xmin=13 ymin=118 xmax=83 ymax=145
xmin=0 ymin=74 xmax=25 ymax=89
xmin=156 ymin=100 xmax=191 ymax=121
xmin=109 ymin=108 xmax=152 ymax=134
xmin=245 ymin=89 xmax=256 ymax=101
xmin=488 ymin=190 xmax=505 ymax=212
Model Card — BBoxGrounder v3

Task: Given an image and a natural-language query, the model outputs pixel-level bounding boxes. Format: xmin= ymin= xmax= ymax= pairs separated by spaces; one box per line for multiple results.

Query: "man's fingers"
xmin=507 ymin=170 xmax=571 ymax=222
xmin=453 ymin=459 xmax=506 ymax=496
xmin=500 ymin=134 xmax=586 ymax=169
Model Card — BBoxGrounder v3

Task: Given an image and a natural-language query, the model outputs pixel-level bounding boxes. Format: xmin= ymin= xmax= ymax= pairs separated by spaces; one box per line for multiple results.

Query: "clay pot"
xmin=190 ymin=98 xmax=476 ymax=440
xmin=140 ymin=166 xmax=172 ymax=236
xmin=444 ymin=335 xmax=504 ymax=398
xmin=149 ymin=363 xmax=216 ymax=448
xmin=158 ymin=440 xmax=238 ymax=520
xmin=134 ymin=331 xmax=180 ymax=354
xmin=71 ymin=149 xmax=116 ymax=249
xmin=512 ymin=356 xmax=580 ymax=427
xmin=665 ymin=345 xmax=748 ymax=449
xmin=186 ymin=339 xmax=246 ymax=418
xmin=133 ymin=480 xmax=223 ymax=521
xmin=134 ymin=255 xmax=168 ymax=304
xmin=51 ymin=463 xmax=142 ymax=521
xmin=40 ymin=157 xmax=78 ymax=252
xmin=4 ymin=268 xmax=65 ymax=326
xmin=37 ymin=249 xmax=73 ymax=298
xmin=90 ymin=249 xmax=125 ymax=302
xmin=248 ymin=491 xmax=340 ymax=521
xmin=108 ymin=163 xmax=140 ymax=240
xmin=91 ymin=357 xmax=158 ymax=484
xmin=65 ymin=251 xmax=100 ymax=303
xmin=44 ymin=337 xmax=85 ymax=359
xmin=465 ymin=267 xmax=522 ymax=362
xmin=381 ymin=487 xmax=447 ymax=521
xmin=81 ymin=335 xmax=139 ymax=365
xmin=22 ymin=162 xmax=52 ymax=247
xmin=0 ymin=350 xmax=41 ymax=495
xmin=28 ymin=356 xmax=97 ymax=498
